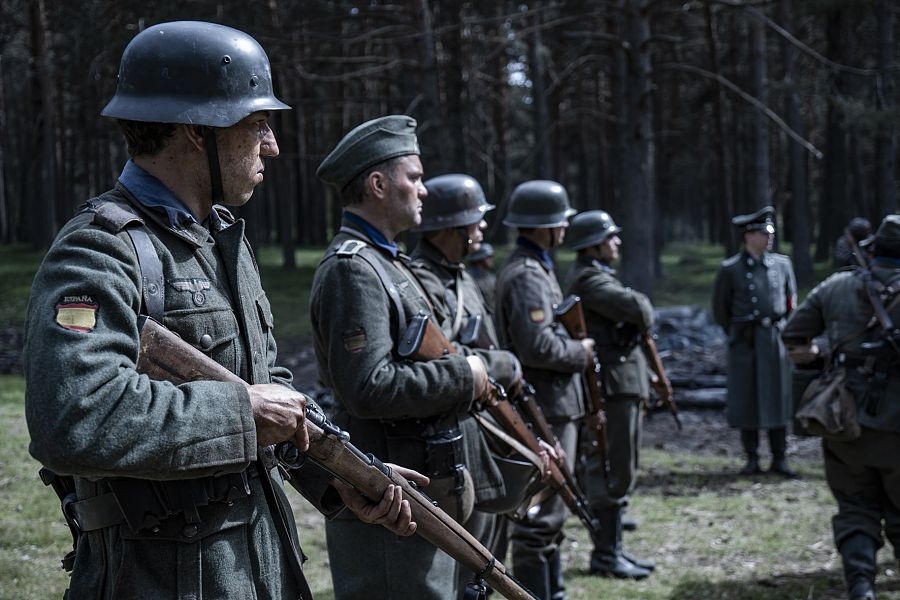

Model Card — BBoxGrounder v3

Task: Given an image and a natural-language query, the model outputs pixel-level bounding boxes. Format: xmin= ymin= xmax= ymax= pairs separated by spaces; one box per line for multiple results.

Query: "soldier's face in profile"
xmin=465 ymin=219 xmax=487 ymax=254
xmin=550 ymin=225 xmax=567 ymax=247
xmin=385 ymin=155 xmax=426 ymax=231
xmin=217 ymin=111 xmax=279 ymax=206
xmin=599 ymin=235 xmax=621 ymax=262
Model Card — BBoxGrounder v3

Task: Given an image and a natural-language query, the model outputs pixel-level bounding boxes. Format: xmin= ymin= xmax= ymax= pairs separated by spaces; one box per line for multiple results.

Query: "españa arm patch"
xmin=55 ymin=296 xmax=98 ymax=332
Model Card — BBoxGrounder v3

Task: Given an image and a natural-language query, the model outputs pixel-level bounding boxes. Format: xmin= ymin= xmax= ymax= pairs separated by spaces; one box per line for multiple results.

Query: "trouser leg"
xmin=839 ymin=533 xmax=877 ymax=600
xmin=588 ymin=505 xmax=651 ymax=579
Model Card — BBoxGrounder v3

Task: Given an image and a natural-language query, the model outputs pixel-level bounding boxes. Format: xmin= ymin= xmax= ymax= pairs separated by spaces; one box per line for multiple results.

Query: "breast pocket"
xmin=164 ymin=307 xmax=241 ymax=375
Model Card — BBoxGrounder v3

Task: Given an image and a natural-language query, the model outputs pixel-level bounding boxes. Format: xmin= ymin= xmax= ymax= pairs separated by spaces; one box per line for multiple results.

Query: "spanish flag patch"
xmin=529 ymin=307 xmax=545 ymax=323
xmin=55 ymin=297 xmax=98 ymax=332
xmin=342 ymin=327 xmax=368 ymax=353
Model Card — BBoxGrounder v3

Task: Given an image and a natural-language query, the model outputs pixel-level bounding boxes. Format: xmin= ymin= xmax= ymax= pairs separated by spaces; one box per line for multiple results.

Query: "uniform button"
xmin=619 ymin=356 xmax=626 ymax=363
xmin=748 ymin=283 xmax=755 ymax=290
xmin=751 ymin=297 xmax=758 ymax=304
xmin=199 ymin=334 xmax=214 ymax=350
xmin=753 ymin=309 xmax=760 ymax=316
xmin=746 ymin=272 xmax=753 ymax=279
xmin=183 ymin=524 xmax=199 ymax=538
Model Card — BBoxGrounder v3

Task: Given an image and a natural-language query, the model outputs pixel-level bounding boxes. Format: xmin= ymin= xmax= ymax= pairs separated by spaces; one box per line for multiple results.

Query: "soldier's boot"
xmin=548 ymin=551 xmax=567 ymax=600
xmin=621 ymin=511 xmax=638 ymax=532
xmin=768 ymin=427 xmax=798 ymax=477
xmin=840 ymin=534 xmax=878 ymax=600
xmin=739 ymin=429 xmax=762 ymax=475
xmin=512 ymin=546 xmax=551 ymax=600
xmin=589 ymin=507 xmax=651 ymax=579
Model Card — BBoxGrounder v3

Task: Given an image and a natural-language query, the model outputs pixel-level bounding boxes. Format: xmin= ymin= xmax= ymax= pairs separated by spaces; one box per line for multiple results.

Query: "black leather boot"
xmin=589 ymin=507 xmax=651 ymax=579
xmin=768 ymin=427 xmax=798 ymax=477
xmin=548 ymin=551 xmax=567 ymax=600
xmin=739 ymin=429 xmax=762 ymax=475
xmin=840 ymin=534 xmax=878 ymax=600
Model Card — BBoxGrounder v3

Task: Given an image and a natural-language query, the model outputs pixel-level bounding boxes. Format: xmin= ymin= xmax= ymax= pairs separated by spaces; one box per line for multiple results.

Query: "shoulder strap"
xmin=89 ymin=199 xmax=165 ymax=322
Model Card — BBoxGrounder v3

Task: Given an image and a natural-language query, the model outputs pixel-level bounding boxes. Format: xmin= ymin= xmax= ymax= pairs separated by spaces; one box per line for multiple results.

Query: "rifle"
xmin=402 ymin=314 xmax=603 ymax=544
xmin=642 ymin=331 xmax=682 ymax=431
xmin=553 ymin=295 xmax=609 ymax=473
xmin=846 ymin=229 xmax=900 ymax=358
xmin=136 ymin=316 xmax=537 ymax=600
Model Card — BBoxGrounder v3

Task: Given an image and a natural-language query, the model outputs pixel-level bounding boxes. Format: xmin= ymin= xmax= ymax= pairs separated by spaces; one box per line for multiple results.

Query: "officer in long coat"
xmin=783 ymin=215 xmax=900 ymax=600
xmin=563 ymin=210 xmax=660 ymax=579
xmin=712 ymin=206 xmax=797 ymax=476
xmin=311 ymin=117 xmax=492 ymax=600
xmin=24 ymin=23 xmax=416 ymax=600
xmin=495 ymin=180 xmax=595 ymax=600
xmin=408 ymin=173 xmax=525 ymax=596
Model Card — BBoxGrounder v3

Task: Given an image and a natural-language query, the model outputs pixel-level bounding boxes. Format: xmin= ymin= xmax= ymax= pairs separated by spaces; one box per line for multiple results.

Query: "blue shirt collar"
xmin=117 ymin=160 xmax=204 ymax=230
xmin=516 ymin=236 xmax=554 ymax=270
xmin=343 ymin=211 xmax=399 ymax=257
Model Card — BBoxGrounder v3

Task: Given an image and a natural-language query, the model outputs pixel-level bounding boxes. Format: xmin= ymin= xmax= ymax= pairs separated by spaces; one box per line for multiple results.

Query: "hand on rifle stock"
xmin=580 ymin=338 xmax=596 ymax=368
xmin=331 ymin=464 xmax=430 ymax=537
xmin=649 ymin=373 xmax=673 ymax=406
xmin=248 ymin=384 xmax=310 ymax=451
xmin=466 ymin=355 xmax=490 ymax=401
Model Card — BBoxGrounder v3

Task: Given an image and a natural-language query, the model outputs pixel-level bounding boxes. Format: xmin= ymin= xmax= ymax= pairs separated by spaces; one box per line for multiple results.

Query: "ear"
xmin=366 ymin=170 xmax=389 ymax=201
xmin=181 ymin=124 xmax=206 ymax=153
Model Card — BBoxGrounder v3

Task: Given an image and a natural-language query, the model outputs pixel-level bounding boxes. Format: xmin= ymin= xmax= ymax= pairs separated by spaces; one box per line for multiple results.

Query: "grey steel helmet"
xmin=413 ymin=174 xmax=495 ymax=233
xmin=503 ymin=180 xmax=576 ymax=228
xmin=101 ymin=21 xmax=290 ymax=127
xmin=468 ymin=242 xmax=495 ymax=263
xmin=564 ymin=210 xmax=622 ymax=251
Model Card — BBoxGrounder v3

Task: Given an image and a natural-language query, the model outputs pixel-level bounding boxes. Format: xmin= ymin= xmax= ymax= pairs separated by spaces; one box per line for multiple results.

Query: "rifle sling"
xmin=471 ymin=411 xmax=543 ymax=472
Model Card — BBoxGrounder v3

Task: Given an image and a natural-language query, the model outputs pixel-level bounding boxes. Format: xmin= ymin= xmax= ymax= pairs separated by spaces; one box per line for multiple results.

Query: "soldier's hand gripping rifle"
xmin=553 ymin=295 xmax=609 ymax=474
xmin=403 ymin=313 xmax=602 ymax=544
xmin=642 ymin=331 xmax=682 ymax=431
xmin=135 ymin=316 xmax=537 ymax=600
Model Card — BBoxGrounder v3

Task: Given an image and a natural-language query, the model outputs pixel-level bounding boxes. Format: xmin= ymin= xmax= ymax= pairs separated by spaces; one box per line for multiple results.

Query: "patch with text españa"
xmin=343 ymin=327 xmax=368 ymax=353
xmin=55 ymin=296 xmax=98 ymax=332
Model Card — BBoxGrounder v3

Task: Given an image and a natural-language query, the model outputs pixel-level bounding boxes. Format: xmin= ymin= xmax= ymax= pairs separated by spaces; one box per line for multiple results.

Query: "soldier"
xmin=311 ymin=117 xmax=491 ymax=600
xmin=712 ymin=206 xmax=798 ymax=476
xmin=562 ymin=210 xmax=661 ymax=579
xmin=468 ymin=242 xmax=497 ymax=308
xmin=834 ymin=217 xmax=873 ymax=269
xmin=495 ymin=180 xmax=596 ymax=600
xmin=23 ymin=22 xmax=417 ymax=600
xmin=408 ymin=173 xmax=525 ymax=595
xmin=782 ymin=214 xmax=900 ymax=600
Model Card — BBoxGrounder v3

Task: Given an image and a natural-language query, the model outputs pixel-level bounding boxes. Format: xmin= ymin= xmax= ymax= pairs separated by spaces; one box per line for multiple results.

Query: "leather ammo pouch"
xmin=795 ymin=367 xmax=861 ymax=442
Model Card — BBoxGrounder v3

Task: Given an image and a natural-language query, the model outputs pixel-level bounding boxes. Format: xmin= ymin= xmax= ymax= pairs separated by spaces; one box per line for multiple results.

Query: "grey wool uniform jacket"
xmin=309 ymin=220 xmax=477 ymax=488
xmin=564 ymin=255 xmax=654 ymax=399
xmin=712 ymin=249 xmax=797 ymax=429
xmin=409 ymin=239 xmax=516 ymax=503
xmin=24 ymin=187 xmax=338 ymax=600
xmin=495 ymin=245 xmax=587 ymax=421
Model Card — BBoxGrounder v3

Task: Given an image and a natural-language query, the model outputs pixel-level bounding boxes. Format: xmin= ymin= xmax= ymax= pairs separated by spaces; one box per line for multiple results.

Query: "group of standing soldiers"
xmin=21 ymin=19 xmax=899 ymax=600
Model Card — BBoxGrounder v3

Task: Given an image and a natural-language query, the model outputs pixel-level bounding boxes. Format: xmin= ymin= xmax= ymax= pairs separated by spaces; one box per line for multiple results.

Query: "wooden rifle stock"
xmin=135 ymin=316 xmax=537 ymax=600
xmin=642 ymin=331 xmax=682 ymax=430
xmin=553 ymin=296 xmax=609 ymax=473
xmin=418 ymin=314 xmax=601 ymax=541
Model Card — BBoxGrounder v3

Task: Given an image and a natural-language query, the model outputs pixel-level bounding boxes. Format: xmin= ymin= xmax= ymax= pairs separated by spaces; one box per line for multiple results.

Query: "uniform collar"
xmin=414 ymin=238 xmax=462 ymax=272
xmin=117 ymin=160 xmax=203 ymax=230
xmin=516 ymin=236 xmax=554 ymax=270
xmin=872 ymin=256 xmax=900 ymax=268
xmin=342 ymin=211 xmax=399 ymax=257
xmin=576 ymin=253 xmax=615 ymax=274
xmin=741 ymin=249 xmax=772 ymax=268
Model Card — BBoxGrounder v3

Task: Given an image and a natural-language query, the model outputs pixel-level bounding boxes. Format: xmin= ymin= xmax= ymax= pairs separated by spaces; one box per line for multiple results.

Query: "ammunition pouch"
xmin=424 ymin=427 xmax=465 ymax=478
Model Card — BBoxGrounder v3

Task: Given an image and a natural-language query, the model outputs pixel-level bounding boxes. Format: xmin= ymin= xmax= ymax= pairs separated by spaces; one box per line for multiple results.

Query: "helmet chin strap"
xmin=202 ymin=127 xmax=225 ymax=206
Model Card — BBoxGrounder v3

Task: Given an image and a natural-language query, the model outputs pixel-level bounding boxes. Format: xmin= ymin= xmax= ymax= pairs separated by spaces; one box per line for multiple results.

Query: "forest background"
xmin=1 ymin=0 xmax=899 ymax=294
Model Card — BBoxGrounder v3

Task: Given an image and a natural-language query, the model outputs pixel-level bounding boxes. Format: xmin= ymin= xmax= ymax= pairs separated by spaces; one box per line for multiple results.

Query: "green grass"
xmin=4 ymin=371 xmax=897 ymax=599
xmin=0 ymin=245 xmax=43 ymax=330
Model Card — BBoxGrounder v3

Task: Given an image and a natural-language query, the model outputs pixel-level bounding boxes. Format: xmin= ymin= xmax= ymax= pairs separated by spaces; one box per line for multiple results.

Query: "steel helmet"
xmin=413 ymin=174 xmax=495 ymax=233
xmin=101 ymin=21 xmax=290 ymax=126
xmin=503 ymin=180 xmax=575 ymax=228
xmin=564 ymin=210 xmax=622 ymax=250
xmin=467 ymin=242 xmax=495 ymax=263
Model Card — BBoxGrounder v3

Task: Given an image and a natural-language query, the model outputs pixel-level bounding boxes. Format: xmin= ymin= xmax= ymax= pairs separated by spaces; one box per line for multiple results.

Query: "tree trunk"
xmin=748 ymin=14 xmax=770 ymax=212
xmin=29 ymin=0 xmax=59 ymax=248
xmin=874 ymin=0 xmax=897 ymax=215
xmin=530 ymin=10 xmax=551 ymax=179
xmin=777 ymin=0 xmax=814 ymax=287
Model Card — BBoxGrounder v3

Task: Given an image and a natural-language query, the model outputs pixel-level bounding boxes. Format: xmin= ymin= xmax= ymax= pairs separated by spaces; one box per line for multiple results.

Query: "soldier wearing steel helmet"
xmin=23 ymin=22 xmax=417 ymax=599
xmin=712 ymin=206 xmax=798 ymax=477
xmin=408 ymin=173 xmax=529 ymax=596
xmin=783 ymin=214 xmax=900 ymax=600
xmin=495 ymin=180 xmax=596 ymax=600
xmin=563 ymin=209 xmax=660 ymax=579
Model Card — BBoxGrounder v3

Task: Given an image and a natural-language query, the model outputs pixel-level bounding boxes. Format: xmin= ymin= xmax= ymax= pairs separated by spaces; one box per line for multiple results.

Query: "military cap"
xmin=874 ymin=214 xmax=900 ymax=244
xmin=564 ymin=210 xmax=622 ymax=251
xmin=316 ymin=115 xmax=420 ymax=190
xmin=468 ymin=242 xmax=495 ymax=263
xmin=413 ymin=174 xmax=495 ymax=232
xmin=847 ymin=217 xmax=872 ymax=240
xmin=732 ymin=206 xmax=775 ymax=233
